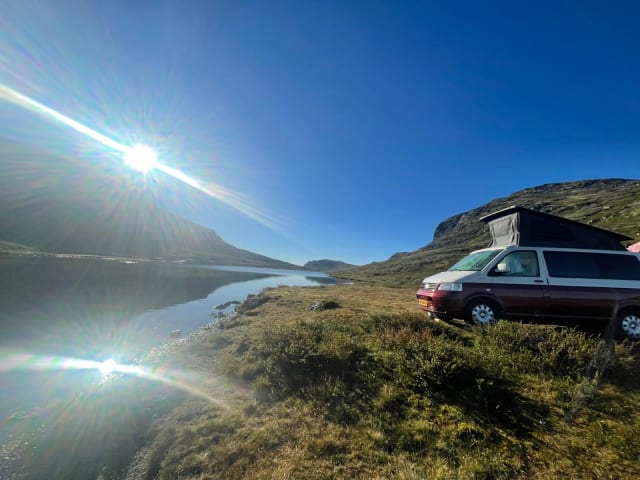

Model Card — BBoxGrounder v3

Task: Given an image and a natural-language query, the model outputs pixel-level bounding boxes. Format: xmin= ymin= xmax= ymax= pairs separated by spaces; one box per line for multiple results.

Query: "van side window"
xmin=596 ymin=254 xmax=640 ymax=280
xmin=543 ymin=252 xmax=598 ymax=278
xmin=497 ymin=251 xmax=539 ymax=277
xmin=543 ymin=252 xmax=640 ymax=280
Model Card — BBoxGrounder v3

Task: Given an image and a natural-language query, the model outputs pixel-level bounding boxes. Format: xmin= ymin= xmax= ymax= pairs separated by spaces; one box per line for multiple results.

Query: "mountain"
xmin=336 ymin=179 xmax=640 ymax=287
xmin=303 ymin=259 xmax=356 ymax=272
xmin=0 ymin=141 xmax=298 ymax=268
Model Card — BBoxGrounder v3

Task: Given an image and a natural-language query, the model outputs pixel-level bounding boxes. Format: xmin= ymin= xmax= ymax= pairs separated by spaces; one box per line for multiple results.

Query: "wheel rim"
xmin=620 ymin=313 xmax=640 ymax=339
xmin=471 ymin=304 xmax=495 ymax=325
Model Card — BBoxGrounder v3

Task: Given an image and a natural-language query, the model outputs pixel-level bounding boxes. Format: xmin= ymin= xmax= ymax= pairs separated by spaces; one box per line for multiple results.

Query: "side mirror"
xmin=495 ymin=263 xmax=510 ymax=273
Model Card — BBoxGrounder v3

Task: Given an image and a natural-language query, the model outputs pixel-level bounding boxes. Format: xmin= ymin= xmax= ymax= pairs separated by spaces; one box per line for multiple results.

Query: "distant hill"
xmin=336 ymin=179 xmax=640 ymax=287
xmin=303 ymin=259 xmax=356 ymax=272
xmin=0 ymin=141 xmax=298 ymax=269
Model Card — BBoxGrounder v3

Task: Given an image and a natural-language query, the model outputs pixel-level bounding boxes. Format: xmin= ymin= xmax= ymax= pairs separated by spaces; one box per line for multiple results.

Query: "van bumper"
xmin=417 ymin=289 xmax=463 ymax=319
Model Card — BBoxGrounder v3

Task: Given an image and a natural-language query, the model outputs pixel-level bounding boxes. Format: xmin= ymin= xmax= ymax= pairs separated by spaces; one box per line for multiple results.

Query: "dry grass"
xmin=127 ymin=284 xmax=640 ymax=479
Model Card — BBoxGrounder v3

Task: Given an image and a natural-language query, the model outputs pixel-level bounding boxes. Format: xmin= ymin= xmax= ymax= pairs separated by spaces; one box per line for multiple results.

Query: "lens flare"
xmin=0 ymin=83 xmax=282 ymax=231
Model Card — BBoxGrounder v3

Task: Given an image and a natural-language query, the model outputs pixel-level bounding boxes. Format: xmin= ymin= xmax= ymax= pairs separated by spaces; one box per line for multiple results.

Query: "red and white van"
xmin=416 ymin=245 xmax=640 ymax=339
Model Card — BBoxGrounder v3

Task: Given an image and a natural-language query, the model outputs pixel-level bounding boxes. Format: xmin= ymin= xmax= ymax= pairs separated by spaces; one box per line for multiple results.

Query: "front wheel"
xmin=464 ymin=299 xmax=499 ymax=326
xmin=616 ymin=310 xmax=640 ymax=340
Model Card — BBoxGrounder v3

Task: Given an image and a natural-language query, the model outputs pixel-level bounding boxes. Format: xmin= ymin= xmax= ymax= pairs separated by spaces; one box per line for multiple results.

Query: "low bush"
xmin=472 ymin=321 xmax=598 ymax=379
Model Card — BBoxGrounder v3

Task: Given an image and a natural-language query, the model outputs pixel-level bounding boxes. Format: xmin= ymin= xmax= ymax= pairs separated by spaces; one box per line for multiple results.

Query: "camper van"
xmin=416 ymin=206 xmax=640 ymax=340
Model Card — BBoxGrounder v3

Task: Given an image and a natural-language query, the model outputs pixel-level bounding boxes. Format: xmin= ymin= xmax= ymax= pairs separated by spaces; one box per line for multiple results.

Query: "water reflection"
xmin=0 ymin=257 xmax=271 ymax=358
xmin=0 ymin=257 xmax=336 ymax=471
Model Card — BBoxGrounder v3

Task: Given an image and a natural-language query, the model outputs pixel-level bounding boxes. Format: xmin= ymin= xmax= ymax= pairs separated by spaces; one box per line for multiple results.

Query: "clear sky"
xmin=1 ymin=1 xmax=639 ymax=266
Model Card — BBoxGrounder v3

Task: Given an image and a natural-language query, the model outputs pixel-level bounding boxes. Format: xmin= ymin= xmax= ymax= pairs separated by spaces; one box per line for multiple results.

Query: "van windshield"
xmin=448 ymin=249 xmax=502 ymax=271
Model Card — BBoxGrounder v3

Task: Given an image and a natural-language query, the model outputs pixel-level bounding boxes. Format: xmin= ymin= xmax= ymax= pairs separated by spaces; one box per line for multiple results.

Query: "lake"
xmin=0 ymin=258 xmax=334 ymax=357
xmin=0 ymin=257 xmax=337 ymax=453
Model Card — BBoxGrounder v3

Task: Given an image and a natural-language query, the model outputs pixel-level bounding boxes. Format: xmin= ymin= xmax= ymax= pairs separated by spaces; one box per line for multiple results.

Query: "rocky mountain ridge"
xmin=336 ymin=178 xmax=640 ymax=286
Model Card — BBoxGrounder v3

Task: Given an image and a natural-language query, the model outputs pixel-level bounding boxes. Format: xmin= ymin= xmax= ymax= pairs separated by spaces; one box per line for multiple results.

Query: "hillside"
xmin=336 ymin=178 xmax=640 ymax=286
xmin=0 ymin=141 xmax=297 ymax=268
xmin=303 ymin=259 xmax=356 ymax=272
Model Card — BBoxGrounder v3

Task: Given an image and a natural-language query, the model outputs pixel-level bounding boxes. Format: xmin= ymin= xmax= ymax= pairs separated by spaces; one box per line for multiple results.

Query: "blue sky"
xmin=1 ymin=1 xmax=639 ymax=265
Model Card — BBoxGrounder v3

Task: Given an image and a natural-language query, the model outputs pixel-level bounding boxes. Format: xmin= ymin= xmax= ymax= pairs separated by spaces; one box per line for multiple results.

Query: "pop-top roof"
xmin=479 ymin=205 xmax=632 ymax=251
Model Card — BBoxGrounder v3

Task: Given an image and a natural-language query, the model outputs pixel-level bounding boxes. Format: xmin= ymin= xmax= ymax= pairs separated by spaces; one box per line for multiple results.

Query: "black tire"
xmin=464 ymin=299 xmax=499 ymax=326
xmin=616 ymin=310 xmax=640 ymax=341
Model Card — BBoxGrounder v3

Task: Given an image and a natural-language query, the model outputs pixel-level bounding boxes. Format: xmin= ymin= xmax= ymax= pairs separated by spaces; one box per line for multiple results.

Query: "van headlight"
xmin=437 ymin=282 xmax=463 ymax=291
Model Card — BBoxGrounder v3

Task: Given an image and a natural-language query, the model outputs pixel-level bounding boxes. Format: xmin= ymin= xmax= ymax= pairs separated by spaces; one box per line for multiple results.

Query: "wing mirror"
xmin=495 ymin=262 xmax=510 ymax=273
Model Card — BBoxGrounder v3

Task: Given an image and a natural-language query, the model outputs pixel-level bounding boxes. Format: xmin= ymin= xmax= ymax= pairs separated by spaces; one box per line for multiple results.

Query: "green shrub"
xmin=472 ymin=322 xmax=597 ymax=379
xmin=605 ymin=341 xmax=640 ymax=389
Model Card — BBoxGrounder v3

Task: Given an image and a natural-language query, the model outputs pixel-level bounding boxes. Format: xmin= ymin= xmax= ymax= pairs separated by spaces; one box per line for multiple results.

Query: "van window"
xmin=495 ymin=251 xmax=540 ymax=277
xmin=543 ymin=251 xmax=640 ymax=280
xmin=448 ymin=249 xmax=502 ymax=271
xmin=597 ymin=254 xmax=640 ymax=280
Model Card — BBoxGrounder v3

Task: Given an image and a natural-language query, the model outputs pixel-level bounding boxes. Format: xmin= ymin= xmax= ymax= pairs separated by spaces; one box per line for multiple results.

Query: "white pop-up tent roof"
xmin=479 ymin=206 xmax=632 ymax=251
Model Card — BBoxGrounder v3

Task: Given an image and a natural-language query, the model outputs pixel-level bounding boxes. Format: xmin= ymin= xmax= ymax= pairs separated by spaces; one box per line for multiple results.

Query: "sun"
xmin=124 ymin=144 xmax=158 ymax=173
xmin=99 ymin=358 xmax=117 ymax=375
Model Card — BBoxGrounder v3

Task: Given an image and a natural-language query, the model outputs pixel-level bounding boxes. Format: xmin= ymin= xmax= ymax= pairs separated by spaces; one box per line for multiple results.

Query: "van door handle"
xmin=533 ymin=279 xmax=545 ymax=283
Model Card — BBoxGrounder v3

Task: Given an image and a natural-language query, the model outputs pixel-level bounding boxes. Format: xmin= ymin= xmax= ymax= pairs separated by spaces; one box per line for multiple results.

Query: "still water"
xmin=0 ymin=257 xmax=336 ymax=442
xmin=0 ymin=258 xmax=333 ymax=357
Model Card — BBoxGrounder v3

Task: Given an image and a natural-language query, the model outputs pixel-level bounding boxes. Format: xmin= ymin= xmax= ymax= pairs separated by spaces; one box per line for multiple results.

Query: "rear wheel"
xmin=464 ymin=299 xmax=499 ymax=326
xmin=616 ymin=310 xmax=640 ymax=340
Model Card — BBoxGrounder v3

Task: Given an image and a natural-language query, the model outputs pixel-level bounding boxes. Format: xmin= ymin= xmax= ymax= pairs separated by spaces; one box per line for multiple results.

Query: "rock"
xmin=169 ymin=330 xmax=182 ymax=338
xmin=237 ymin=295 xmax=271 ymax=313
xmin=214 ymin=300 xmax=241 ymax=310
xmin=308 ymin=300 xmax=341 ymax=311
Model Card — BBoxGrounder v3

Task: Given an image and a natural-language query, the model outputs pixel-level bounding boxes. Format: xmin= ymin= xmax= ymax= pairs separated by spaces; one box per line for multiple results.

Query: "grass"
xmin=127 ymin=284 xmax=640 ymax=479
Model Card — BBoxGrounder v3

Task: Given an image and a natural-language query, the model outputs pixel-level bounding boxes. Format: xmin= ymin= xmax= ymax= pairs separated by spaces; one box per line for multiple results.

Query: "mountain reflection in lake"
xmin=0 ymin=258 xmax=333 ymax=357
xmin=0 ymin=257 xmax=335 ymax=443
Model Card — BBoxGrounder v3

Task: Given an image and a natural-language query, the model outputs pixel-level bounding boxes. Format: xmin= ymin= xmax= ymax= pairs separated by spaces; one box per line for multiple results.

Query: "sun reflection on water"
xmin=98 ymin=358 xmax=117 ymax=375
xmin=0 ymin=350 xmax=222 ymax=405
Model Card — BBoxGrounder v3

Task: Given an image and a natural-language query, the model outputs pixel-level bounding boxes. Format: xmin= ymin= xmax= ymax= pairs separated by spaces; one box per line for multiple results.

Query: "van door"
xmin=484 ymin=250 xmax=549 ymax=318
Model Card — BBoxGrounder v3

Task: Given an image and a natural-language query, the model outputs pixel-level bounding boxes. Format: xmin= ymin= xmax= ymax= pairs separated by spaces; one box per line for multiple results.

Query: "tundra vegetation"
xmin=129 ymin=284 xmax=640 ymax=480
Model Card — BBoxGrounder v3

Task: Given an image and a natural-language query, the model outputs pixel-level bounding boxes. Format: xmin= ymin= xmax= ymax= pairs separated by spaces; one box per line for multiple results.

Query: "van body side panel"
xmin=544 ymin=284 xmax=615 ymax=319
xmin=478 ymin=280 xmax=548 ymax=318
xmin=545 ymin=278 xmax=640 ymax=320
